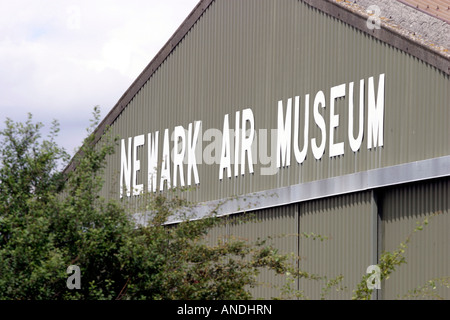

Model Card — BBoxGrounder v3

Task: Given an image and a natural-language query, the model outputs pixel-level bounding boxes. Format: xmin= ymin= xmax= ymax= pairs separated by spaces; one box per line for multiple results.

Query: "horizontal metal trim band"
xmin=164 ymin=155 xmax=450 ymax=223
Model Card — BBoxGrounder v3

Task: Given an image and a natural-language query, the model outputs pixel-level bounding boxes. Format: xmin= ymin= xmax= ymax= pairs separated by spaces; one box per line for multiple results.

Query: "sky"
xmin=0 ymin=0 xmax=200 ymax=157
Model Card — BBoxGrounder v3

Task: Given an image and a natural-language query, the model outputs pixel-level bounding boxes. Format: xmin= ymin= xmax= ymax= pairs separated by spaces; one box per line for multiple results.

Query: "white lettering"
xmin=173 ymin=126 xmax=186 ymax=187
xmin=241 ymin=108 xmax=255 ymax=175
xmin=348 ymin=80 xmax=364 ymax=152
xmin=367 ymin=74 xmax=385 ymax=149
xmin=187 ymin=121 xmax=201 ymax=185
xmin=118 ymin=73 xmax=386 ymax=191
xmin=120 ymin=138 xmax=132 ymax=198
xmin=234 ymin=111 xmax=240 ymax=177
xmin=329 ymin=84 xmax=346 ymax=157
xmin=132 ymin=134 xmax=145 ymax=196
xmin=219 ymin=114 xmax=231 ymax=180
xmin=277 ymin=99 xmax=292 ymax=168
xmin=311 ymin=90 xmax=326 ymax=160
xmin=160 ymin=129 xmax=171 ymax=191
xmin=294 ymin=95 xmax=309 ymax=164
xmin=147 ymin=132 xmax=159 ymax=193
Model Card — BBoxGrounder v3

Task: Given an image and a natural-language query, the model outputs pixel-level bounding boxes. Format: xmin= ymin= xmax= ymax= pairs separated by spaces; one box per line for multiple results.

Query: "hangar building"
xmin=65 ymin=0 xmax=450 ymax=299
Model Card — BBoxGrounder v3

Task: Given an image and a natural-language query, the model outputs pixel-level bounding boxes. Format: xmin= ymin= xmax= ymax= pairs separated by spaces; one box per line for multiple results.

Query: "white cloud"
xmin=0 ymin=0 xmax=199 ymax=156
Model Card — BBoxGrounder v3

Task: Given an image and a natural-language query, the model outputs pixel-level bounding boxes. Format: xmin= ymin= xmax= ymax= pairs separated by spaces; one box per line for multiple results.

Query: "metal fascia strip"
xmin=164 ymin=155 xmax=450 ymax=223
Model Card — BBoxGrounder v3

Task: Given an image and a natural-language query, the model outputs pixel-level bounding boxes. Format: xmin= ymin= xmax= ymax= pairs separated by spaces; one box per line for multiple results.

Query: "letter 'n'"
xmin=120 ymin=138 xmax=132 ymax=198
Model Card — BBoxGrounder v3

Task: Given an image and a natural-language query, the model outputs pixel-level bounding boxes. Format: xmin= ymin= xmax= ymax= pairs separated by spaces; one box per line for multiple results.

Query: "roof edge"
xmin=63 ymin=0 xmax=214 ymax=174
xmin=311 ymin=0 xmax=450 ymax=69
xmin=63 ymin=0 xmax=450 ymax=175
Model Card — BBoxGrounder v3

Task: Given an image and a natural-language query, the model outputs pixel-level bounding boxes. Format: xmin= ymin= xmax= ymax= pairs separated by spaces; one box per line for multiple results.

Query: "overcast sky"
xmin=0 ymin=0 xmax=199 ymax=156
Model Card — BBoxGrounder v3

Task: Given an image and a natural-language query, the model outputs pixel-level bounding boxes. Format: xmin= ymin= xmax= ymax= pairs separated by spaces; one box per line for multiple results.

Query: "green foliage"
xmin=3 ymin=109 xmax=444 ymax=300
xmin=0 ymin=113 xmax=69 ymax=299
xmin=352 ymin=213 xmax=441 ymax=300
xmin=0 ymin=109 xmax=327 ymax=300
xmin=399 ymin=277 xmax=450 ymax=300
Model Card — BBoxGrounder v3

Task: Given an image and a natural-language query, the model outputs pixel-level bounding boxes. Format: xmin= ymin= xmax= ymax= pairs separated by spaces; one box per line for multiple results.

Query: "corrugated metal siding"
xmin=227 ymin=205 xmax=298 ymax=299
xmin=170 ymin=180 xmax=449 ymax=300
xmin=381 ymin=178 xmax=450 ymax=299
xmin=298 ymin=191 xmax=373 ymax=299
xmin=98 ymin=0 xmax=450 ymax=205
xmin=196 ymin=204 xmax=299 ymax=299
xmin=90 ymin=0 xmax=450 ymax=300
xmin=181 ymin=192 xmax=375 ymax=300
xmin=203 ymin=191 xmax=374 ymax=300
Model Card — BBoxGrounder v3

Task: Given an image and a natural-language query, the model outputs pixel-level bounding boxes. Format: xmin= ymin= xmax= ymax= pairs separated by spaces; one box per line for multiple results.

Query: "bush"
xmin=0 ymin=109 xmax=318 ymax=300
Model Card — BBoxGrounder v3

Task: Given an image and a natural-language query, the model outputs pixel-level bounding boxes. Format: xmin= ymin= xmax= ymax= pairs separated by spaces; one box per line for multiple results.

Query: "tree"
xmin=0 ymin=108 xmax=322 ymax=300
xmin=3 ymin=109 xmax=447 ymax=300
xmin=0 ymin=114 xmax=69 ymax=299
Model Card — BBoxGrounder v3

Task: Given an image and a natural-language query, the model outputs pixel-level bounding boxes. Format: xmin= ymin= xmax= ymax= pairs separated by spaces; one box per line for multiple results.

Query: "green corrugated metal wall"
xmin=203 ymin=192 xmax=374 ymax=299
xmin=202 ymin=205 xmax=299 ymax=299
xmin=381 ymin=178 xmax=450 ymax=300
xmin=298 ymin=191 xmax=373 ymax=299
xmin=203 ymin=182 xmax=450 ymax=299
xmin=91 ymin=0 xmax=450 ymax=299
xmin=100 ymin=0 xmax=450 ymax=204
xmin=228 ymin=206 xmax=298 ymax=299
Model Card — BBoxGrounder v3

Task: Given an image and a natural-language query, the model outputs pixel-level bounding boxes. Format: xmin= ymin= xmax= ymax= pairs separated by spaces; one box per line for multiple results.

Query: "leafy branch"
xmin=352 ymin=212 xmax=442 ymax=300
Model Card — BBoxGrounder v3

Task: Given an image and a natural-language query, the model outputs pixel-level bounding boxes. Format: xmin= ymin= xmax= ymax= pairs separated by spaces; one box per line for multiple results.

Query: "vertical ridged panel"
xmin=298 ymin=191 xmax=372 ymax=299
xmin=227 ymin=204 xmax=298 ymax=299
xmin=382 ymin=178 xmax=450 ymax=300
